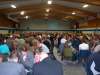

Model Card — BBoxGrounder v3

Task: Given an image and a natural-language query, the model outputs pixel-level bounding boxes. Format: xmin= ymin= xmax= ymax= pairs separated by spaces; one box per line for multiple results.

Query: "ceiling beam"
xmin=63 ymin=0 xmax=100 ymax=6
xmin=16 ymin=10 xmax=82 ymax=21
xmin=0 ymin=0 xmax=99 ymax=6
xmin=5 ymin=4 xmax=96 ymax=21
xmin=0 ymin=0 xmax=15 ymax=2
xmin=23 ymin=9 xmax=82 ymax=18
xmin=0 ymin=4 xmax=96 ymax=16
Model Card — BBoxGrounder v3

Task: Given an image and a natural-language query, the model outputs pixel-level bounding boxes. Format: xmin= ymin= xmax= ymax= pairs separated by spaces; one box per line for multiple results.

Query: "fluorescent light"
xmin=83 ymin=4 xmax=89 ymax=8
xmin=72 ymin=12 xmax=76 ymax=15
xmin=46 ymin=9 xmax=50 ymax=12
xmin=20 ymin=11 xmax=25 ymax=15
xmin=25 ymin=16 xmax=29 ymax=19
xmin=11 ymin=4 xmax=16 ymax=8
xmin=47 ymin=1 xmax=52 ymax=5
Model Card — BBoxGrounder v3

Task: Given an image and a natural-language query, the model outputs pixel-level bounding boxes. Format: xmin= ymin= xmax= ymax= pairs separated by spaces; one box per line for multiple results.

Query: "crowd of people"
xmin=0 ymin=32 xmax=100 ymax=75
xmin=0 ymin=32 xmax=63 ymax=75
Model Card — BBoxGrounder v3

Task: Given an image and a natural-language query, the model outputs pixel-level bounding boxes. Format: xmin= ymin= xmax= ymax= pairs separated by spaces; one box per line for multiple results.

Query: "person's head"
xmin=63 ymin=35 xmax=66 ymax=39
xmin=0 ymin=44 xmax=10 ymax=63
xmin=12 ymin=40 xmax=18 ymax=49
xmin=42 ymin=36 xmax=47 ymax=42
xmin=35 ymin=47 xmax=43 ymax=54
xmin=80 ymin=35 xmax=88 ymax=44
xmin=0 ymin=53 xmax=9 ymax=63
xmin=8 ymin=50 xmax=18 ymax=63
xmin=31 ymin=39 xmax=40 ymax=51
xmin=10 ymin=50 xmax=17 ymax=57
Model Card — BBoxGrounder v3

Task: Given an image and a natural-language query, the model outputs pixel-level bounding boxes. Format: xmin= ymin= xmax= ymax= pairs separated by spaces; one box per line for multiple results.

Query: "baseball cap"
xmin=0 ymin=44 xmax=10 ymax=55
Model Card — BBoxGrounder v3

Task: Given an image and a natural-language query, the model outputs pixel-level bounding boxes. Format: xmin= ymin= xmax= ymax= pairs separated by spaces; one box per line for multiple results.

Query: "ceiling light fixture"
xmin=72 ymin=12 xmax=76 ymax=15
xmin=47 ymin=0 xmax=52 ymax=5
xmin=20 ymin=11 xmax=25 ymax=15
xmin=83 ymin=4 xmax=89 ymax=8
xmin=25 ymin=16 xmax=29 ymax=19
xmin=11 ymin=4 xmax=16 ymax=8
xmin=46 ymin=9 xmax=50 ymax=12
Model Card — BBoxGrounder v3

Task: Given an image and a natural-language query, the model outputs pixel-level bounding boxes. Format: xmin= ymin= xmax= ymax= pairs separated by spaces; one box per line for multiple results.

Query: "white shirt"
xmin=40 ymin=43 xmax=50 ymax=53
xmin=79 ymin=43 xmax=89 ymax=50
xmin=22 ymin=51 xmax=27 ymax=61
xmin=94 ymin=45 xmax=100 ymax=53
xmin=61 ymin=38 xmax=67 ymax=44
xmin=8 ymin=57 xmax=18 ymax=63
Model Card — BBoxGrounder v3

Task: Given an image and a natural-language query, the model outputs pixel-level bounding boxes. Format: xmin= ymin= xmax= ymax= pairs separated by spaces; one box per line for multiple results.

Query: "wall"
xmin=0 ymin=15 xmax=16 ymax=28
xmin=20 ymin=19 xmax=72 ymax=31
xmin=79 ymin=19 xmax=100 ymax=29
xmin=0 ymin=15 xmax=16 ymax=34
xmin=78 ymin=19 xmax=100 ymax=34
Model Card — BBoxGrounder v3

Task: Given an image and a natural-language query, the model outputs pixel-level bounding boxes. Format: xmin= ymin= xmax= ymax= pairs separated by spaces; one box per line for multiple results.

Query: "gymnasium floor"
xmin=53 ymin=47 xmax=86 ymax=75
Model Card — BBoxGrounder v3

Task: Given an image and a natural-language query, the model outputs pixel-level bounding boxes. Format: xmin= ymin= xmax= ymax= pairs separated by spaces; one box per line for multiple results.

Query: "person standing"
xmin=32 ymin=47 xmax=63 ymax=75
xmin=0 ymin=44 xmax=26 ymax=75
xmin=85 ymin=45 xmax=100 ymax=75
xmin=79 ymin=38 xmax=91 ymax=63
xmin=59 ymin=35 xmax=67 ymax=60
xmin=31 ymin=39 xmax=50 ymax=54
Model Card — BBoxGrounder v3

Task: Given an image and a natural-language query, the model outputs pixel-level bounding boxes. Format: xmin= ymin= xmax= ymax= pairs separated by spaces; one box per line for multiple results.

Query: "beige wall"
xmin=20 ymin=19 xmax=72 ymax=30
xmin=79 ymin=19 xmax=100 ymax=29
xmin=0 ymin=15 xmax=16 ymax=28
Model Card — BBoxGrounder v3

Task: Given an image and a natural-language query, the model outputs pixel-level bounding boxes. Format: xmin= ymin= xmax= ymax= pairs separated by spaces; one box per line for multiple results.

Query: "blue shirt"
xmin=0 ymin=62 xmax=26 ymax=75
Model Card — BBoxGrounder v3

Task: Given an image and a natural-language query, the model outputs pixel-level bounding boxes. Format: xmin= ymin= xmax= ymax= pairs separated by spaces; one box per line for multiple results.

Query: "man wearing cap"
xmin=0 ymin=44 xmax=26 ymax=75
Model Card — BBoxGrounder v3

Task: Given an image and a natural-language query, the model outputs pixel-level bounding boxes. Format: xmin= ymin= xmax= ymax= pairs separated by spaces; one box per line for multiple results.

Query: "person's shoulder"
xmin=50 ymin=59 xmax=63 ymax=70
xmin=46 ymin=58 xmax=62 ymax=66
xmin=42 ymin=43 xmax=47 ymax=46
xmin=33 ymin=58 xmax=62 ymax=67
xmin=42 ymin=43 xmax=49 ymax=48
xmin=93 ymin=52 xmax=100 ymax=58
xmin=53 ymin=59 xmax=62 ymax=65
xmin=9 ymin=62 xmax=24 ymax=67
xmin=0 ymin=62 xmax=24 ymax=69
xmin=79 ymin=43 xmax=82 ymax=46
xmin=79 ymin=43 xmax=88 ymax=46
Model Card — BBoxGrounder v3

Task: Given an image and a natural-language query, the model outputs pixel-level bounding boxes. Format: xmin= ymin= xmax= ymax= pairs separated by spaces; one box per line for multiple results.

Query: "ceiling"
xmin=0 ymin=0 xmax=100 ymax=22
